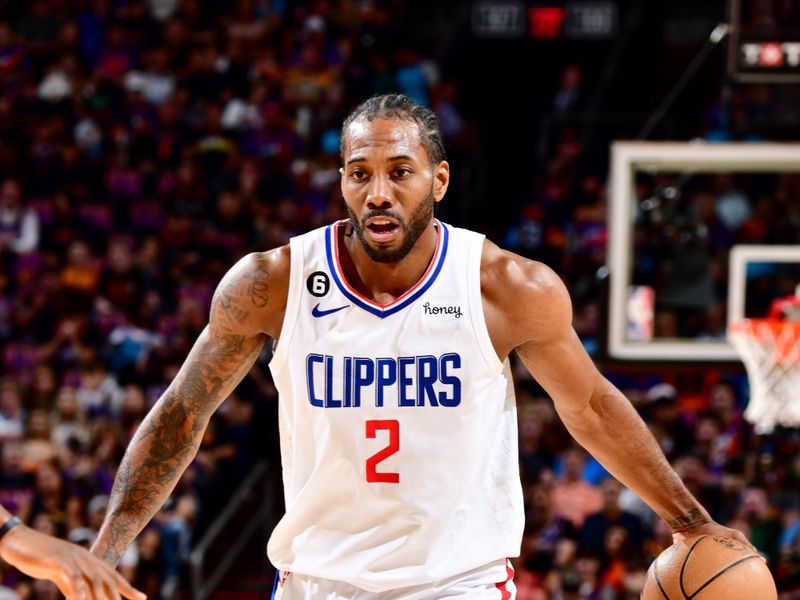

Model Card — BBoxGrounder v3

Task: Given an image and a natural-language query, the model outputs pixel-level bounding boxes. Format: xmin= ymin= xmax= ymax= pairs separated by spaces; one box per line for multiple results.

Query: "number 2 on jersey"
xmin=365 ymin=420 xmax=399 ymax=483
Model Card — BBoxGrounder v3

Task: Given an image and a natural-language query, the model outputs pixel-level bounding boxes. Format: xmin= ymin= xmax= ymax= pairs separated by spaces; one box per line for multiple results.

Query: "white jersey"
xmin=267 ymin=220 xmax=524 ymax=593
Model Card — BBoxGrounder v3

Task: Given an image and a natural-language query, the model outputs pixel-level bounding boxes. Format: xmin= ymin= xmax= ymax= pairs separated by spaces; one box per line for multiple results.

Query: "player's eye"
xmin=350 ymin=169 xmax=367 ymax=181
xmin=394 ymin=168 xmax=410 ymax=178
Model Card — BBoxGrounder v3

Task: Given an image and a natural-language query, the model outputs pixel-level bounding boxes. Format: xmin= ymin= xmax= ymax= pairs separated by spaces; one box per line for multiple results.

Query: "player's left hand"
xmin=672 ymin=521 xmax=757 ymax=554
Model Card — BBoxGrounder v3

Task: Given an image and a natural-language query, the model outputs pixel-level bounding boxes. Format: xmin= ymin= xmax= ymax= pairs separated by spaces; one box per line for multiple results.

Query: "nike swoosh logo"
xmin=312 ymin=303 xmax=350 ymax=318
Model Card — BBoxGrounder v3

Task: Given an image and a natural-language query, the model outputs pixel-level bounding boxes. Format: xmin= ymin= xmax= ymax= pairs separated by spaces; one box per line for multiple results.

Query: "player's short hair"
xmin=341 ymin=94 xmax=446 ymax=166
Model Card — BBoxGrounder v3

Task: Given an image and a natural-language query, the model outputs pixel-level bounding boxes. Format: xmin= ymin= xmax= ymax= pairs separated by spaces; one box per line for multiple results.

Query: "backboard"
xmin=608 ymin=141 xmax=800 ymax=361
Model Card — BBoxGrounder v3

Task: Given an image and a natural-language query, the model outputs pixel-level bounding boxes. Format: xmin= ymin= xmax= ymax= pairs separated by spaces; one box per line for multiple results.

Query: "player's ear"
xmin=433 ymin=160 xmax=449 ymax=202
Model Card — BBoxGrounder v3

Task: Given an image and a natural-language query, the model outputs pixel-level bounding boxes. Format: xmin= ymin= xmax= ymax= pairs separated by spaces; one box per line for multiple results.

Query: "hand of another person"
xmin=0 ymin=524 xmax=146 ymax=600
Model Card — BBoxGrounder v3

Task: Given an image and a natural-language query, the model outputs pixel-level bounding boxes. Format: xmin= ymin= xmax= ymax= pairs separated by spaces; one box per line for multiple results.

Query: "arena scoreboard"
xmin=471 ymin=1 xmax=617 ymax=40
xmin=728 ymin=0 xmax=800 ymax=82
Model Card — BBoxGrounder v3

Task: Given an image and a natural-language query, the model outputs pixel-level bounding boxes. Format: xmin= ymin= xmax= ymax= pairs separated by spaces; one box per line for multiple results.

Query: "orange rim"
xmin=729 ymin=318 xmax=800 ymax=363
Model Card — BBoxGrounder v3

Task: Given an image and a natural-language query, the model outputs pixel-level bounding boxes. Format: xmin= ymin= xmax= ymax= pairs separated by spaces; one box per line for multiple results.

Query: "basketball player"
xmin=90 ymin=94 xmax=751 ymax=598
xmin=0 ymin=504 xmax=144 ymax=599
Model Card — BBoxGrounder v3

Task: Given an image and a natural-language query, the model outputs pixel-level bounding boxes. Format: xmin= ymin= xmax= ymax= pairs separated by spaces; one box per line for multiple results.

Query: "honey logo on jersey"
xmin=422 ymin=301 xmax=463 ymax=320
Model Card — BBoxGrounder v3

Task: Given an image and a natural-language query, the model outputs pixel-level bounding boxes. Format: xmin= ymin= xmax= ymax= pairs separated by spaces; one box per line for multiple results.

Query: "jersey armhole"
xmin=466 ymin=233 xmax=504 ymax=375
xmin=269 ymin=237 xmax=303 ymax=374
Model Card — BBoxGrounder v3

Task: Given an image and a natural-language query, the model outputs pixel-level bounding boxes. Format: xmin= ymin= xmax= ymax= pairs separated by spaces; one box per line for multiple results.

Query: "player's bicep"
xmin=510 ymin=263 xmax=601 ymax=419
xmin=487 ymin=246 xmax=603 ymax=419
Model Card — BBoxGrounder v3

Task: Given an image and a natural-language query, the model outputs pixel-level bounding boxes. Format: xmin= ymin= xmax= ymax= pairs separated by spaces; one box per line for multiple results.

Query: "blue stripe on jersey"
xmin=271 ymin=570 xmax=279 ymax=599
xmin=325 ymin=221 xmax=450 ymax=318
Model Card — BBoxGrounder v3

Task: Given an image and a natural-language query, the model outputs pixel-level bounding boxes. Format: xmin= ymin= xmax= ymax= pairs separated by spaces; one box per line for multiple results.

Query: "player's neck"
xmin=341 ymin=222 xmax=439 ymax=304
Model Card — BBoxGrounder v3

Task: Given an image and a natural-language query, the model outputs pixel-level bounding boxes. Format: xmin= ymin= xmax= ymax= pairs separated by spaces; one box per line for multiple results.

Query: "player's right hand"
xmin=0 ymin=523 xmax=146 ymax=600
xmin=673 ymin=521 xmax=759 ymax=555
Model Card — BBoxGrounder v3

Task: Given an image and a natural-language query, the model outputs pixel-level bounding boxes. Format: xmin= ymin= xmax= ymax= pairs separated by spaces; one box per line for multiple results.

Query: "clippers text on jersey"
xmin=305 ymin=353 xmax=462 ymax=408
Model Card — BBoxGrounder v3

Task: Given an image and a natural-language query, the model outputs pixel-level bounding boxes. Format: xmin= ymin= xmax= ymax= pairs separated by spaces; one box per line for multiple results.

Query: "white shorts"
xmin=271 ymin=559 xmax=516 ymax=600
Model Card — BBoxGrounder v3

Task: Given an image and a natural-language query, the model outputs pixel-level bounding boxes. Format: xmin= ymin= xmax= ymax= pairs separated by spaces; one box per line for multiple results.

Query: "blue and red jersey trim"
xmin=324 ymin=219 xmax=449 ymax=318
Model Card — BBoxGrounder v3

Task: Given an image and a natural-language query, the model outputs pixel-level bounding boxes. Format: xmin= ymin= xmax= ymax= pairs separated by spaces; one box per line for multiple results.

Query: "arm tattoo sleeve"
xmin=93 ymin=261 xmax=270 ymax=565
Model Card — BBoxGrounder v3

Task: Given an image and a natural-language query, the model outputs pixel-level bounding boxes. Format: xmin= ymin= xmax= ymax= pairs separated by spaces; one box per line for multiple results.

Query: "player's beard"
xmin=346 ymin=187 xmax=435 ymax=264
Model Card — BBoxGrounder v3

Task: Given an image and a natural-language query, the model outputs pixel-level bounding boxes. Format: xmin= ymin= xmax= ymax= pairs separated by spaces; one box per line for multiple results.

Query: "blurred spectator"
xmin=431 ymin=81 xmax=464 ymax=143
xmin=99 ymin=237 xmax=143 ymax=316
xmin=29 ymin=461 xmax=67 ymax=537
xmin=21 ymin=408 xmax=57 ymax=470
xmin=644 ymin=383 xmax=693 ymax=460
xmin=134 ymin=526 xmax=162 ymax=599
xmin=118 ymin=384 xmax=147 ymax=434
xmin=553 ymin=64 xmax=583 ymax=116
xmin=518 ymin=399 xmax=555 ymax=483
xmin=76 ymin=360 xmax=122 ymax=419
xmin=714 ymin=174 xmax=751 ymax=231
xmin=27 ymin=364 xmax=57 ymax=408
xmin=738 ymin=486 xmax=782 ymax=566
xmin=158 ymin=494 xmax=197 ymax=597
xmin=394 ymin=47 xmax=434 ymax=108
xmin=0 ymin=21 xmax=29 ymax=83
xmin=526 ymin=472 xmax=576 ymax=550
xmin=50 ymin=385 xmax=90 ymax=448
xmin=552 ymin=447 xmax=603 ymax=529
xmin=124 ymin=45 xmax=175 ymax=105
xmin=0 ymin=380 xmax=24 ymax=441
xmin=0 ymin=439 xmax=34 ymax=524
xmin=88 ymin=420 xmax=126 ymax=496
xmin=0 ymin=179 xmax=39 ymax=255
xmin=580 ymin=479 xmax=646 ymax=558
xmin=106 ymin=314 xmax=163 ymax=383
xmin=60 ymin=241 xmax=101 ymax=300
xmin=598 ymin=526 xmax=630 ymax=596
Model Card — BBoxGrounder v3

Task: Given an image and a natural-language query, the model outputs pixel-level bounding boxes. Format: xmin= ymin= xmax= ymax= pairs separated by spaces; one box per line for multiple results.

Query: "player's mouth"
xmin=365 ymin=217 xmax=400 ymax=243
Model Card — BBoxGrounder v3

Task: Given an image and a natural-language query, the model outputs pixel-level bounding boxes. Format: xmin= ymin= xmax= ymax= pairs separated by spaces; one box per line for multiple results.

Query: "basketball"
xmin=641 ymin=535 xmax=777 ymax=600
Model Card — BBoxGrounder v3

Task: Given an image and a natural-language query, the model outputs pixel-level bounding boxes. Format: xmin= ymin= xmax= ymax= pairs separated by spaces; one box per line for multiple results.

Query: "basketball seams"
xmin=646 ymin=536 xmax=774 ymax=600
xmin=651 ymin=563 xmax=672 ymax=600
xmin=679 ymin=535 xmax=708 ymax=599
xmin=686 ymin=555 xmax=762 ymax=599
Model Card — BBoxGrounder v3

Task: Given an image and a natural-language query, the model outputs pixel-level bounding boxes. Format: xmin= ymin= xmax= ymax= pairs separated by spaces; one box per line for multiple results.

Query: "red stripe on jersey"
xmin=495 ymin=560 xmax=514 ymax=600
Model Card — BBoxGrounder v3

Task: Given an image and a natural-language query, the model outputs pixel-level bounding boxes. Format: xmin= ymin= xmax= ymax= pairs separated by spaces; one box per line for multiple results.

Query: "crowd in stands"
xmin=0 ymin=0 xmax=798 ymax=598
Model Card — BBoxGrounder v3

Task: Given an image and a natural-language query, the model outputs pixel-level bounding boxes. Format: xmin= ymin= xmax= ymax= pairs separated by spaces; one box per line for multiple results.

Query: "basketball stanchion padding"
xmin=727 ymin=318 xmax=800 ymax=433
xmin=641 ymin=535 xmax=776 ymax=600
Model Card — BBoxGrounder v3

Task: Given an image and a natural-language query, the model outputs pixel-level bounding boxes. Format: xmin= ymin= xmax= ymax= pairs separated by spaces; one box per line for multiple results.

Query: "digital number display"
xmin=730 ymin=0 xmax=800 ymax=81
xmin=564 ymin=2 xmax=617 ymax=39
xmin=471 ymin=1 xmax=527 ymax=38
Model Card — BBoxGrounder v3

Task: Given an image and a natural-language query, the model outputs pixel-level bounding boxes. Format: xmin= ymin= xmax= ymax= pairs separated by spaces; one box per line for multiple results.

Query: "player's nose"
xmin=366 ymin=174 xmax=394 ymax=210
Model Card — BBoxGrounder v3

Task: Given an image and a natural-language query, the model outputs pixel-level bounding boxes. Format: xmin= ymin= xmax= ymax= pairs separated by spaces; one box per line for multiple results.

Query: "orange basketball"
xmin=641 ymin=535 xmax=777 ymax=600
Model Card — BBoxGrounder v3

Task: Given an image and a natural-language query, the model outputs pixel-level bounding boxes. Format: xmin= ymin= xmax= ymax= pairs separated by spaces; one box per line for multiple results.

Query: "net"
xmin=728 ymin=318 xmax=800 ymax=433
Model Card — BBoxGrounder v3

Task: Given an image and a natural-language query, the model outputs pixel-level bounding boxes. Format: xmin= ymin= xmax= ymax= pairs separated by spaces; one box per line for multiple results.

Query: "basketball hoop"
xmin=728 ymin=318 xmax=800 ymax=433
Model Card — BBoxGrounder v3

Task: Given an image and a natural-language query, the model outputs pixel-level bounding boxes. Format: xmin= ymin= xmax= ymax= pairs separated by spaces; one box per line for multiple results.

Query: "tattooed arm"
xmin=481 ymin=242 xmax=752 ymax=547
xmin=91 ymin=248 xmax=289 ymax=566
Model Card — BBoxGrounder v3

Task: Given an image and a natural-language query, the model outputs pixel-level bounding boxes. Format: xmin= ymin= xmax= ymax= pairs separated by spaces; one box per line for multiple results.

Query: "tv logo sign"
xmin=741 ymin=42 xmax=800 ymax=68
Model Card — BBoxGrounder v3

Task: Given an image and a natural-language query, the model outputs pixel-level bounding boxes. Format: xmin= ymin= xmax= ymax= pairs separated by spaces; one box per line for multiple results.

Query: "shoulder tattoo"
xmin=213 ymin=257 xmax=271 ymax=329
